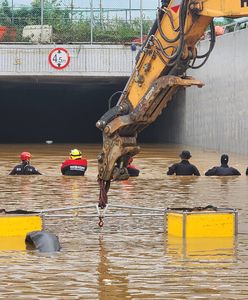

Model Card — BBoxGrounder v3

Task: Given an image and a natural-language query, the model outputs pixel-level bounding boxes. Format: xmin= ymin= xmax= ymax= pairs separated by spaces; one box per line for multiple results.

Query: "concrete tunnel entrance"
xmin=0 ymin=76 xmax=170 ymax=143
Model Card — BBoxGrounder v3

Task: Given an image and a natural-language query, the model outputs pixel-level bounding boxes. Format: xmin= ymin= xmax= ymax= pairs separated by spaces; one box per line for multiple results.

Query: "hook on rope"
xmin=96 ymin=204 xmax=109 ymax=228
xmin=98 ymin=216 xmax=104 ymax=227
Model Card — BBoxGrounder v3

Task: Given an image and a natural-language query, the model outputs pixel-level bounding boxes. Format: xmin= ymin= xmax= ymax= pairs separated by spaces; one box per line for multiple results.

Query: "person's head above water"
xmin=179 ymin=150 xmax=192 ymax=160
xmin=20 ymin=151 xmax=31 ymax=162
xmin=221 ymin=154 xmax=229 ymax=165
xmin=70 ymin=149 xmax=82 ymax=160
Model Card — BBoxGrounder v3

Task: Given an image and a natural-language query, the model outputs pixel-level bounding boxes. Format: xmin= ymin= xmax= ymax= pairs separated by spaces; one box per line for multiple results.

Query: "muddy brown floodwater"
xmin=0 ymin=143 xmax=247 ymax=299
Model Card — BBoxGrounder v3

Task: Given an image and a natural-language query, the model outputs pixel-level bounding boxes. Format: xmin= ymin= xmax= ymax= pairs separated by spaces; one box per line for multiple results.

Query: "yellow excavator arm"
xmin=96 ymin=0 xmax=248 ymax=208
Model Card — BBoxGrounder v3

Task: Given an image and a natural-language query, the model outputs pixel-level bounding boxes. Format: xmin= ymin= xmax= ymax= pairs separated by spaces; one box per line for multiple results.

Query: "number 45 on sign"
xmin=48 ymin=48 xmax=71 ymax=70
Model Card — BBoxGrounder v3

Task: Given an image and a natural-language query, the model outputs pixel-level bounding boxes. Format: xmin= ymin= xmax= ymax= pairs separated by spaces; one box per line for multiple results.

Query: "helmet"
xmin=179 ymin=150 xmax=192 ymax=160
xmin=221 ymin=154 xmax=229 ymax=164
xmin=70 ymin=149 xmax=82 ymax=160
xmin=20 ymin=151 xmax=31 ymax=161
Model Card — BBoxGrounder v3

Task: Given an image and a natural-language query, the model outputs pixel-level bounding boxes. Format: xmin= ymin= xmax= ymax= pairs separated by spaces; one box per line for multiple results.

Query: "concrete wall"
xmin=160 ymin=29 xmax=248 ymax=155
xmin=0 ymin=44 xmax=136 ymax=77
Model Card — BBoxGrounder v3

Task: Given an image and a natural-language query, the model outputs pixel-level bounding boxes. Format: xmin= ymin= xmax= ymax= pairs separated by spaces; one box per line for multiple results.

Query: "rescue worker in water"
xmin=205 ymin=154 xmax=241 ymax=176
xmin=9 ymin=152 xmax=42 ymax=175
xmin=167 ymin=150 xmax=200 ymax=176
xmin=61 ymin=149 xmax=87 ymax=176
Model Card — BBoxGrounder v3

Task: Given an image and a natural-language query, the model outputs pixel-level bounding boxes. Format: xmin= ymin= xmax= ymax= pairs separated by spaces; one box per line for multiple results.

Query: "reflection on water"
xmin=0 ymin=143 xmax=248 ymax=299
xmin=97 ymin=235 xmax=130 ymax=300
xmin=166 ymin=236 xmax=237 ymax=262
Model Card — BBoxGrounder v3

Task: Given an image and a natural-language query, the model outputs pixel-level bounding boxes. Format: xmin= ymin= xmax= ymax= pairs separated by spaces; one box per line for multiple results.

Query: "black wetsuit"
xmin=167 ymin=160 xmax=200 ymax=176
xmin=9 ymin=161 xmax=42 ymax=175
xmin=205 ymin=164 xmax=241 ymax=176
xmin=127 ymin=166 xmax=140 ymax=177
xmin=246 ymin=167 xmax=248 ymax=175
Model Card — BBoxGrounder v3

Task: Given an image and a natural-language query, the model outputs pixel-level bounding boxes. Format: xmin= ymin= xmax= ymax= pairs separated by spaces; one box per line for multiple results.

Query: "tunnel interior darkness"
xmin=0 ymin=77 xmax=126 ymax=143
xmin=0 ymin=76 xmax=170 ymax=143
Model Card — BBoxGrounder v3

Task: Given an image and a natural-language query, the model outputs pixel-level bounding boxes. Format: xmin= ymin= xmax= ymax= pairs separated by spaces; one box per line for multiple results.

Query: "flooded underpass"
xmin=0 ymin=143 xmax=248 ymax=299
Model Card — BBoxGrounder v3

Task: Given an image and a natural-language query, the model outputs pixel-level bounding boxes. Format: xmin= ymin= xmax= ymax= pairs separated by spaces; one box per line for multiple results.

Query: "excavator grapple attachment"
xmin=97 ymin=75 xmax=203 ymax=208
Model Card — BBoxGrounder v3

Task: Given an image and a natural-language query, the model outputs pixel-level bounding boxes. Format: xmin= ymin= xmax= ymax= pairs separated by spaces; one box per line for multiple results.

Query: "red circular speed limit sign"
xmin=48 ymin=48 xmax=71 ymax=70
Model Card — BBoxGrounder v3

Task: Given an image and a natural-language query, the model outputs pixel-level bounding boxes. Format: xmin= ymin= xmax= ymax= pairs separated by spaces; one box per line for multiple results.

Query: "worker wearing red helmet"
xmin=9 ymin=152 xmax=42 ymax=175
xmin=61 ymin=149 xmax=87 ymax=176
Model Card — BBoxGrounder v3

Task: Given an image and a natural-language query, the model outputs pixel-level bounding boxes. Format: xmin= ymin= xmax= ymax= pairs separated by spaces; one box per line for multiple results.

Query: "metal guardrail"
xmin=203 ymin=18 xmax=248 ymax=40
xmin=1 ymin=0 xmax=247 ymax=45
xmin=223 ymin=19 xmax=248 ymax=32
xmin=0 ymin=0 xmax=159 ymax=44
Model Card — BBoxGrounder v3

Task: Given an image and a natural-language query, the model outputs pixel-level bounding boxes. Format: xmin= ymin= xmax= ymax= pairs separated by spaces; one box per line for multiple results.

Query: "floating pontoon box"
xmin=0 ymin=214 xmax=42 ymax=237
xmin=166 ymin=207 xmax=237 ymax=238
xmin=0 ymin=212 xmax=43 ymax=250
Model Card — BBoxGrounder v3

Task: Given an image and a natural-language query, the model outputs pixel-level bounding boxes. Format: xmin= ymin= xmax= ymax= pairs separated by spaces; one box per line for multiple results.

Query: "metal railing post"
xmin=99 ymin=0 xmax=102 ymax=26
xmin=70 ymin=0 xmax=73 ymax=24
xmin=11 ymin=0 xmax=14 ymax=24
xmin=40 ymin=0 xmax=44 ymax=43
xmin=90 ymin=0 xmax=93 ymax=44
xmin=140 ymin=0 xmax=143 ymax=44
xmin=129 ymin=0 xmax=132 ymax=23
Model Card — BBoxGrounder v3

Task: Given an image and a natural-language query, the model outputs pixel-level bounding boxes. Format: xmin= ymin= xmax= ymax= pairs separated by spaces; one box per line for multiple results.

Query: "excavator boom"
xmin=96 ymin=0 xmax=248 ymax=209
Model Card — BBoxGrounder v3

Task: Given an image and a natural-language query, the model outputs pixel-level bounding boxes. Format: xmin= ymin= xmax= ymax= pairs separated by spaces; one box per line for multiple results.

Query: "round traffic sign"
xmin=48 ymin=47 xmax=71 ymax=70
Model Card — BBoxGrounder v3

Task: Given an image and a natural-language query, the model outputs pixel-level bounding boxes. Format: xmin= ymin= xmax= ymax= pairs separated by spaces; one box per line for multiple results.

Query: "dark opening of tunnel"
xmin=0 ymin=76 xmax=171 ymax=143
xmin=0 ymin=77 xmax=124 ymax=143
